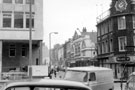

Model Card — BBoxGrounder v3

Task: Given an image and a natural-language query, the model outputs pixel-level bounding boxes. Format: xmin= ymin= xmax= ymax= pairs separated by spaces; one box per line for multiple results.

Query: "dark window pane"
xmin=26 ymin=18 xmax=34 ymax=28
xmin=14 ymin=13 xmax=23 ymax=28
xmin=9 ymin=44 xmax=16 ymax=57
xmin=22 ymin=45 xmax=26 ymax=57
xmin=26 ymin=0 xmax=34 ymax=4
xmin=3 ymin=0 xmax=12 ymax=3
xmin=3 ymin=18 xmax=11 ymax=27
xmin=15 ymin=0 xmax=23 ymax=4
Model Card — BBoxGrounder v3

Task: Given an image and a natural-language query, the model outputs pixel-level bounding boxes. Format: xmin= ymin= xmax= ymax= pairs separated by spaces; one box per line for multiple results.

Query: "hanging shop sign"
xmin=116 ymin=56 xmax=130 ymax=62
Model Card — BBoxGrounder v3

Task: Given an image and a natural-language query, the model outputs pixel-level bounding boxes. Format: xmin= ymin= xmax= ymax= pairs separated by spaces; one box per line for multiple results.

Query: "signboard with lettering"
xmin=116 ymin=56 xmax=130 ymax=61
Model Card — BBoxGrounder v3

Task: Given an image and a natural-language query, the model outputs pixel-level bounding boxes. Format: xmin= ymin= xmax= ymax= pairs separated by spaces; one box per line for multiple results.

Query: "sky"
xmin=43 ymin=0 xmax=111 ymax=48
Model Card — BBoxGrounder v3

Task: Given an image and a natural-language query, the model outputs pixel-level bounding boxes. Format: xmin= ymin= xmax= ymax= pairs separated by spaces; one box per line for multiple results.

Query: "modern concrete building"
xmin=0 ymin=0 xmax=43 ymax=76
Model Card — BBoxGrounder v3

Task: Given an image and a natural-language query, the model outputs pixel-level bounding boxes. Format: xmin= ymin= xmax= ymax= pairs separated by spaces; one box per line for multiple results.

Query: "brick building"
xmin=97 ymin=0 xmax=135 ymax=78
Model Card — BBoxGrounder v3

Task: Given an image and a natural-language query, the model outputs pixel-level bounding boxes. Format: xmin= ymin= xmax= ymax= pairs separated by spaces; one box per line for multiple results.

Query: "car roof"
xmin=4 ymin=79 xmax=91 ymax=90
xmin=67 ymin=66 xmax=112 ymax=71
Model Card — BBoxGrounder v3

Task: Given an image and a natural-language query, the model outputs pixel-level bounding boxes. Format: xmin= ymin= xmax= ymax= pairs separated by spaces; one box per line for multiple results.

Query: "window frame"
xmin=3 ymin=13 xmax=12 ymax=28
xmin=9 ymin=44 xmax=16 ymax=57
xmin=15 ymin=0 xmax=23 ymax=4
xmin=3 ymin=0 xmax=12 ymax=3
xmin=26 ymin=0 xmax=34 ymax=4
xmin=21 ymin=45 xmax=27 ymax=57
xmin=14 ymin=12 xmax=24 ymax=28
xmin=89 ymin=72 xmax=96 ymax=81
xmin=133 ymin=15 xmax=135 ymax=29
xmin=26 ymin=14 xmax=34 ymax=28
xmin=118 ymin=16 xmax=126 ymax=30
xmin=118 ymin=36 xmax=127 ymax=52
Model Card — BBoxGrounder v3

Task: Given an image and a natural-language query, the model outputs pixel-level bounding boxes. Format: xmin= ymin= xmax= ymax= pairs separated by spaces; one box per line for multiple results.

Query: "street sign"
xmin=116 ymin=56 xmax=130 ymax=62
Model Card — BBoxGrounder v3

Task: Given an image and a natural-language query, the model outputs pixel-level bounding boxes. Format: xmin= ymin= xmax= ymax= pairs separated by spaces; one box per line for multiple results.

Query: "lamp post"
xmin=49 ymin=32 xmax=58 ymax=68
xmin=29 ymin=0 xmax=32 ymax=80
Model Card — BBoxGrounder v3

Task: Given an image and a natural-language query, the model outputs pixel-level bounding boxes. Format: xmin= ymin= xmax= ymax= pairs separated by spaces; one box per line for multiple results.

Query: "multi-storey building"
xmin=62 ymin=27 xmax=97 ymax=67
xmin=97 ymin=0 xmax=135 ymax=78
xmin=57 ymin=45 xmax=64 ymax=67
xmin=0 ymin=0 xmax=43 ymax=76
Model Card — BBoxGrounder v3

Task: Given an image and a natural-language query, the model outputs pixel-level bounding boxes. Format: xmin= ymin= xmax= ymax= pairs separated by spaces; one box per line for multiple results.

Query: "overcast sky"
xmin=43 ymin=0 xmax=111 ymax=48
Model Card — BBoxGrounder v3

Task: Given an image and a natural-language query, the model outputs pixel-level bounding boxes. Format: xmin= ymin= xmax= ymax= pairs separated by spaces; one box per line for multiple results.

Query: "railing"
xmin=96 ymin=9 xmax=110 ymax=23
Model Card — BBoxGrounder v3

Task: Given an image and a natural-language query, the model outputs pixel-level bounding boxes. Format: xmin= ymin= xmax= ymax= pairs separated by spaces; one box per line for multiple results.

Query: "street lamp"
xmin=29 ymin=0 xmax=32 ymax=80
xmin=49 ymin=32 xmax=58 ymax=68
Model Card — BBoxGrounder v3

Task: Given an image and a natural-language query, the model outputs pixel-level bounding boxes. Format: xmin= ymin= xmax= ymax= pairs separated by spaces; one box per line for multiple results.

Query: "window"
xmin=105 ymin=40 xmax=108 ymax=53
xmin=133 ymin=36 xmax=135 ymax=51
xmin=15 ymin=0 xmax=23 ymax=4
xmin=9 ymin=44 xmax=16 ymax=57
xmin=109 ymin=19 xmax=113 ymax=32
xmin=97 ymin=27 xmax=101 ymax=36
xmin=26 ymin=0 xmax=34 ymax=4
xmin=98 ymin=44 xmax=101 ymax=55
xmin=3 ymin=13 xmax=12 ymax=28
xmin=102 ymin=42 xmax=105 ymax=54
xmin=110 ymin=39 xmax=113 ymax=52
xmin=22 ymin=45 xmax=27 ymax=57
xmin=118 ymin=16 xmax=126 ymax=30
xmin=26 ymin=14 xmax=34 ymax=28
xmin=118 ymin=36 xmax=127 ymax=51
xmin=3 ymin=0 xmax=12 ymax=3
xmin=82 ymin=51 xmax=85 ymax=56
xmin=133 ymin=15 xmax=135 ymax=29
xmin=14 ymin=12 xmax=23 ymax=28
xmin=89 ymin=72 xmax=96 ymax=81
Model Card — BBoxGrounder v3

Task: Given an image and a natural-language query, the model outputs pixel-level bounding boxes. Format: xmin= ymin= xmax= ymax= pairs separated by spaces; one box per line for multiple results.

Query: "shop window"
xmin=118 ymin=16 xmax=126 ymax=30
xmin=15 ymin=0 xmax=23 ymax=4
xmin=3 ymin=0 xmax=12 ymax=3
xmin=9 ymin=44 xmax=16 ymax=57
xmin=118 ymin=36 xmax=127 ymax=51
xmin=14 ymin=12 xmax=23 ymax=28
xmin=3 ymin=13 xmax=12 ymax=28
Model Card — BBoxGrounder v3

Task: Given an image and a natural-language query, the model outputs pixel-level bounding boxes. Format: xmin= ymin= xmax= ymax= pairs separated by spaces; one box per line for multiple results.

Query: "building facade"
xmin=62 ymin=28 xmax=97 ymax=67
xmin=0 ymin=0 xmax=43 ymax=76
xmin=97 ymin=0 xmax=135 ymax=79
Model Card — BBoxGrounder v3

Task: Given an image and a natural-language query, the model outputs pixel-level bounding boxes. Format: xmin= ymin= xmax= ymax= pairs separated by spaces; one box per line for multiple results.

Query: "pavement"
xmin=114 ymin=82 xmax=126 ymax=90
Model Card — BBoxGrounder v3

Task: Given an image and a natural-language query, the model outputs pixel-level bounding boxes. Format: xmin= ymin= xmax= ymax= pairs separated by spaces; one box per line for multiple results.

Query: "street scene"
xmin=0 ymin=0 xmax=135 ymax=90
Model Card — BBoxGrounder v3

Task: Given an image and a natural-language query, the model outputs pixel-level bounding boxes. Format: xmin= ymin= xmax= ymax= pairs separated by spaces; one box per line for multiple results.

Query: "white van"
xmin=64 ymin=66 xmax=114 ymax=90
xmin=125 ymin=72 xmax=135 ymax=90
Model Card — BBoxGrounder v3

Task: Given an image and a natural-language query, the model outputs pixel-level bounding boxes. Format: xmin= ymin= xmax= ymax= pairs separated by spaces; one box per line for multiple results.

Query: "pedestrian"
xmin=48 ymin=69 xmax=53 ymax=79
xmin=54 ymin=69 xmax=57 ymax=77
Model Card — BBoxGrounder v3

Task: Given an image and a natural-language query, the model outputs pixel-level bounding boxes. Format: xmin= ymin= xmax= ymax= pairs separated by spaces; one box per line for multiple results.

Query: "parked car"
xmin=125 ymin=72 xmax=135 ymax=90
xmin=2 ymin=79 xmax=92 ymax=90
xmin=64 ymin=66 xmax=114 ymax=90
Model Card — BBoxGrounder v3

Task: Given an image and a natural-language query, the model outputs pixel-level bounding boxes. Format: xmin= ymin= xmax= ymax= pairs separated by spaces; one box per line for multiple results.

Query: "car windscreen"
xmin=64 ymin=70 xmax=88 ymax=82
xmin=6 ymin=86 xmax=89 ymax=90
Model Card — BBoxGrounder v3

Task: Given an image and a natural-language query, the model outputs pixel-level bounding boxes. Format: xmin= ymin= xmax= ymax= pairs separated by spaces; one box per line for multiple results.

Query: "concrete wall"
xmin=2 ymin=42 xmax=41 ymax=72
